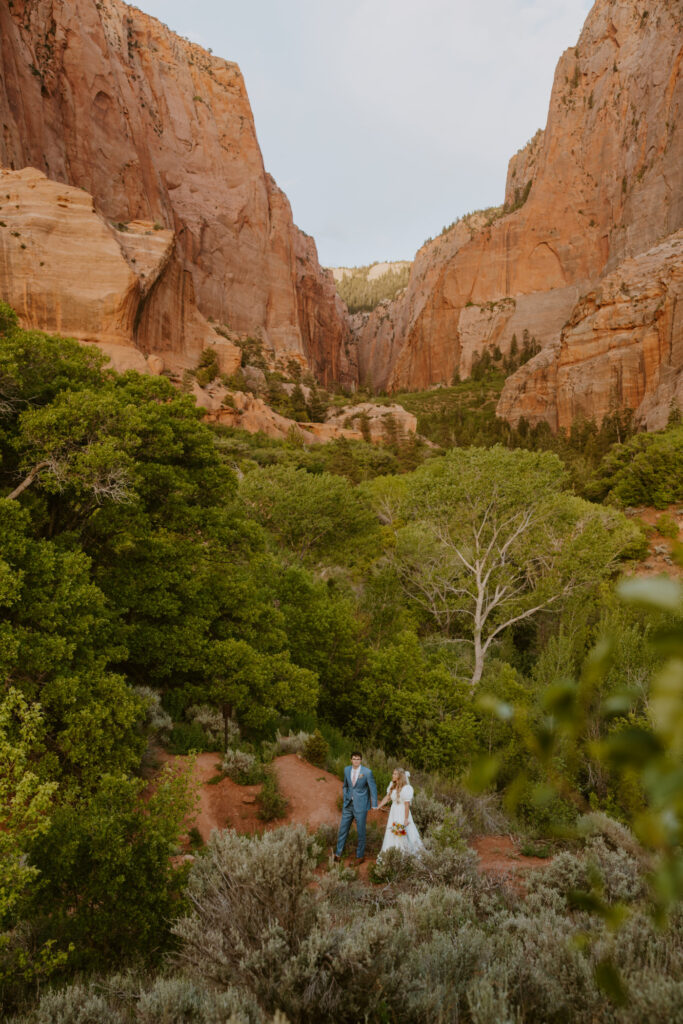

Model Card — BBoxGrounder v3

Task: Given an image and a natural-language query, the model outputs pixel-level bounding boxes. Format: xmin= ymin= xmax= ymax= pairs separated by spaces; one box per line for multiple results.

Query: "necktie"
xmin=352 ymin=769 xmax=358 ymax=786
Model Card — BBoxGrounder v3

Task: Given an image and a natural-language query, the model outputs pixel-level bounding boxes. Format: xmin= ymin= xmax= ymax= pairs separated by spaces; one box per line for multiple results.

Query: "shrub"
xmin=585 ymin=836 xmax=647 ymax=903
xmin=275 ymin=729 xmax=310 ymax=754
xmin=195 ymin=348 xmax=220 ymax=388
xmin=655 ymin=512 xmax=679 ymax=539
xmin=411 ymin=791 xmax=449 ymax=833
xmin=426 ymin=811 xmax=468 ymax=851
xmin=166 ymin=721 xmax=215 ymax=754
xmin=257 ymin=769 xmax=288 ymax=821
xmin=577 ymin=811 xmax=646 ymax=862
xmin=587 ymin=424 xmax=683 ymax=508
xmin=133 ymin=685 xmax=172 ymax=741
xmin=187 ymin=704 xmax=238 ymax=746
xmin=302 ymin=728 xmax=329 ymax=767
xmin=313 ymin=821 xmax=338 ymax=856
xmin=173 ymin=827 xmax=319 ymax=1002
xmin=371 ymin=844 xmax=480 ymax=891
xmin=187 ymin=827 xmax=204 ymax=852
xmin=10 ymin=982 xmax=125 ymax=1023
xmin=221 ymin=748 xmax=264 ymax=785
xmin=12 ymin=973 xmax=269 ymax=1024
xmin=135 ymin=975 xmax=264 ymax=1024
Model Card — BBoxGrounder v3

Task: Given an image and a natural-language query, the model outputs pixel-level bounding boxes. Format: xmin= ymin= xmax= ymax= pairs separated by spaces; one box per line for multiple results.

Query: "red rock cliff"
xmin=355 ymin=0 xmax=683 ymax=428
xmin=0 ymin=0 xmax=353 ymax=384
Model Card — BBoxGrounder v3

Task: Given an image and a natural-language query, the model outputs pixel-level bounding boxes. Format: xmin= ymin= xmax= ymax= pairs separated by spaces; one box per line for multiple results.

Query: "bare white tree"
xmin=387 ymin=449 xmax=637 ymax=687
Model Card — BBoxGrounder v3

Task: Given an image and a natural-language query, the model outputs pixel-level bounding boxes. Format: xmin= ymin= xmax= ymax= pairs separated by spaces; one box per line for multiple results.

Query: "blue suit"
xmin=335 ymin=763 xmax=378 ymax=858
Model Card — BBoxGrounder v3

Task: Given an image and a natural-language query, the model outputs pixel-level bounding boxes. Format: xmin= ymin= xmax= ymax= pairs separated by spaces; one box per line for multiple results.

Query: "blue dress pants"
xmin=336 ymin=802 xmax=367 ymax=857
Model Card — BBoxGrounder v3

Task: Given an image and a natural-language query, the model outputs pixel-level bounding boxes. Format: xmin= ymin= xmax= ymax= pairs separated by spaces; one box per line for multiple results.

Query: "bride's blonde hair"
xmin=389 ymin=768 xmax=408 ymax=797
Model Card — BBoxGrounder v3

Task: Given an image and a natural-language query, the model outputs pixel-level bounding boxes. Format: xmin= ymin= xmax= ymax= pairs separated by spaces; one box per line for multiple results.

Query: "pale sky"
xmin=133 ymin=0 xmax=593 ymax=267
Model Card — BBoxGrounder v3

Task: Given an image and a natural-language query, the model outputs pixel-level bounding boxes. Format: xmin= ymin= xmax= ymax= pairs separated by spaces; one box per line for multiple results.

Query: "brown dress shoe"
xmin=354 ymin=856 xmax=365 ymax=866
xmin=333 ymin=854 xmax=341 ymax=863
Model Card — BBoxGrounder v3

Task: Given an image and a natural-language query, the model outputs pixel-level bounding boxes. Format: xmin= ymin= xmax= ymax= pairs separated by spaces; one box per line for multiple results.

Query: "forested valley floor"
xmin=2 ymin=304 xmax=682 ymax=1023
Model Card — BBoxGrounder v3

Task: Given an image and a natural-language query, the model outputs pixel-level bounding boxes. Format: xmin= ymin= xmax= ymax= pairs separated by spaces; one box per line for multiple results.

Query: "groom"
xmin=334 ymin=751 xmax=378 ymax=865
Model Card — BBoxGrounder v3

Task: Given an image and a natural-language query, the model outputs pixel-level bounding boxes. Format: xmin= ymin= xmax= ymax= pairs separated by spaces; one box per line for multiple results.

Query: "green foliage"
xmin=375 ymin=446 xmax=638 ymax=685
xmin=3 ymin=305 xmax=683 ymax=1018
xmin=504 ymin=176 xmax=534 ymax=213
xmin=257 ymin=768 xmax=288 ymax=821
xmin=334 ymin=262 xmax=411 ymax=313
xmin=240 ymin=464 xmax=379 ymax=565
xmin=189 ymin=639 xmax=319 ymax=738
xmin=194 ymin=348 xmax=220 ymax=388
xmin=0 ymin=691 xmax=64 ymax=1005
xmin=26 ymin=767 xmax=194 ymax=975
xmin=350 ymin=632 xmax=481 ymax=772
xmin=585 ymin=424 xmax=683 ymax=508
xmin=234 ymin=335 xmax=268 ymax=372
xmin=655 ymin=512 xmax=679 ymax=539
xmin=166 ymin=721 xmax=217 ymax=754
xmin=0 ymin=499 xmax=146 ymax=788
xmin=302 ymin=728 xmax=329 ymax=768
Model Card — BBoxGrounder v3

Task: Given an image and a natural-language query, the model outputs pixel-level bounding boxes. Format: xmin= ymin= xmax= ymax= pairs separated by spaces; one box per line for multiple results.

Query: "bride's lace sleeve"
xmin=401 ymin=784 xmax=414 ymax=802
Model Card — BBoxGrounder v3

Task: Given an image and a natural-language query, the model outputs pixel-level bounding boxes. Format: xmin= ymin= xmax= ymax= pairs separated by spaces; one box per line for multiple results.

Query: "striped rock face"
xmin=0 ymin=0 xmax=354 ymax=386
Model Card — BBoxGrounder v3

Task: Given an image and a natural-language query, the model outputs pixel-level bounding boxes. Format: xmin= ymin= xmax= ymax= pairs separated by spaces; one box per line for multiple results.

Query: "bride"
xmin=377 ymin=768 xmax=424 ymax=856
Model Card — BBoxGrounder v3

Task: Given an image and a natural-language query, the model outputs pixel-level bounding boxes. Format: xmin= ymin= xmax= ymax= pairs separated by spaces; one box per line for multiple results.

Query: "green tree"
xmin=0 ymin=690 xmax=63 ymax=1003
xmin=27 ymin=768 xmax=194 ymax=973
xmin=378 ymin=447 xmax=640 ymax=686
xmin=191 ymin=638 xmax=318 ymax=741
xmin=585 ymin=424 xmax=683 ymax=508
xmin=0 ymin=499 xmax=145 ymax=787
xmin=352 ymin=632 xmax=481 ymax=773
xmin=306 ymin=384 xmax=328 ymax=423
xmin=240 ymin=465 xmax=378 ymax=564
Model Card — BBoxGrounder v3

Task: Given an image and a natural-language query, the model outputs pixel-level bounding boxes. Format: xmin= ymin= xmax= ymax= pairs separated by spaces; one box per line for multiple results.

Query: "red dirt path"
xmin=162 ymin=751 xmax=546 ymax=882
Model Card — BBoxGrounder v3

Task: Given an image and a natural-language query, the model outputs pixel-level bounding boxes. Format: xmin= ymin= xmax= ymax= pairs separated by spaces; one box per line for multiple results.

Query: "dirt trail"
xmin=160 ymin=752 xmax=341 ymax=842
xmin=161 ymin=752 xmax=547 ymax=883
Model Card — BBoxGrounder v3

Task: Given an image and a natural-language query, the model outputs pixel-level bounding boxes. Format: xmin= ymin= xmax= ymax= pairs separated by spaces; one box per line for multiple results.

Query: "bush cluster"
xmin=15 ymin=824 xmax=680 ymax=1024
xmin=222 ymin=748 xmax=265 ymax=785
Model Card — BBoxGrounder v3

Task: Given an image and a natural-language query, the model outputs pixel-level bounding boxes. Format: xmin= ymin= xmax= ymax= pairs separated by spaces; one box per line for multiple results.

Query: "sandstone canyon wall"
xmin=0 ymin=0 xmax=353 ymax=383
xmin=355 ymin=0 xmax=683 ymax=429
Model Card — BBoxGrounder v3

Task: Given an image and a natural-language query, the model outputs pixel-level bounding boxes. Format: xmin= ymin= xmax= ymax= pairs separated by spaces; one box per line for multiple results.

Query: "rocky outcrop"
xmin=354 ymin=0 xmax=683 ymax=428
xmin=504 ymin=131 xmax=544 ymax=210
xmin=325 ymin=402 xmax=418 ymax=444
xmin=0 ymin=0 xmax=352 ymax=383
xmin=206 ymin=392 xmax=364 ymax=445
xmin=0 ymin=166 xmax=241 ymax=375
xmin=498 ymin=231 xmax=683 ymax=431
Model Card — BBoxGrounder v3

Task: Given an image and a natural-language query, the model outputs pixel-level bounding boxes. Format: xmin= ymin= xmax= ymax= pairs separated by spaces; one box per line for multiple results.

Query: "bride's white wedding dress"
xmin=379 ymin=783 xmax=424 ymax=856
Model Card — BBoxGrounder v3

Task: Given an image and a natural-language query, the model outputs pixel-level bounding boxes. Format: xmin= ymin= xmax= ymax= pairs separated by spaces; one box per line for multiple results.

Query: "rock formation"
xmin=354 ymin=0 xmax=683 ymax=428
xmin=0 ymin=0 xmax=353 ymax=384
xmin=325 ymin=402 xmax=418 ymax=444
xmin=205 ymin=392 xmax=366 ymax=446
xmin=0 ymin=166 xmax=241 ymax=375
xmin=498 ymin=231 xmax=683 ymax=431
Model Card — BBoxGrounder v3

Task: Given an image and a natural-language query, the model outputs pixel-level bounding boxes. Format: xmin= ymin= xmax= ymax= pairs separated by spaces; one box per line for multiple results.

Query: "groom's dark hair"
xmin=351 ymin=750 xmax=362 ymax=758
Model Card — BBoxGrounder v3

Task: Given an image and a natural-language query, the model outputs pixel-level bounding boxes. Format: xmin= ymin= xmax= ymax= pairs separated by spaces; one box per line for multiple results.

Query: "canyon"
xmin=353 ymin=0 xmax=683 ymax=429
xmin=0 ymin=0 xmax=681 ymax=430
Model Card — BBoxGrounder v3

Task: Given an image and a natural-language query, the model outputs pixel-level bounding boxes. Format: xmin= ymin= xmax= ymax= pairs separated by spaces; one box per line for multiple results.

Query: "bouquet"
xmin=391 ymin=822 xmax=407 ymax=837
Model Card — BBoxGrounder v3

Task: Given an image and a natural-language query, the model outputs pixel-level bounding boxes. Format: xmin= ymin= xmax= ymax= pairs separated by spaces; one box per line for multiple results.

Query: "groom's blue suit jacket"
xmin=342 ymin=764 xmax=378 ymax=813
